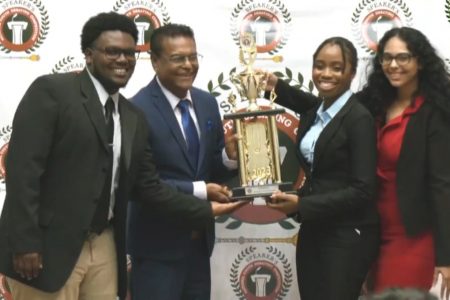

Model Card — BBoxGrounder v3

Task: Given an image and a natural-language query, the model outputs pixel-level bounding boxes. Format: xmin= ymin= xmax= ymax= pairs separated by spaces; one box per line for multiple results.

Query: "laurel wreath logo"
xmin=113 ymin=0 xmax=171 ymax=24
xmin=207 ymin=67 xmax=236 ymax=98
xmin=446 ymin=0 xmax=450 ymax=23
xmin=230 ymin=0 xmax=291 ymax=54
xmin=273 ymin=67 xmax=315 ymax=92
xmin=27 ymin=0 xmax=49 ymax=53
xmin=207 ymin=67 xmax=314 ymax=99
xmin=0 ymin=126 xmax=12 ymax=142
xmin=51 ymin=56 xmax=74 ymax=74
xmin=229 ymin=246 xmax=293 ymax=299
xmin=0 ymin=0 xmax=50 ymax=53
xmin=267 ymin=245 xmax=294 ymax=299
xmin=351 ymin=0 xmax=413 ymax=54
xmin=230 ymin=246 xmax=256 ymax=299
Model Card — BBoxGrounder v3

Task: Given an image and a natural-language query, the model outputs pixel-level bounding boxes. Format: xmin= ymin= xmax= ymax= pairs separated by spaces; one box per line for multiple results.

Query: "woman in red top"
xmin=360 ymin=27 xmax=450 ymax=298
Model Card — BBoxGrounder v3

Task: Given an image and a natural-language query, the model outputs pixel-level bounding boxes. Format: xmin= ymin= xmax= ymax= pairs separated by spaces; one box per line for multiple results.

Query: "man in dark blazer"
xmin=127 ymin=24 xmax=235 ymax=300
xmin=0 ymin=12 xmax=240 ymax=300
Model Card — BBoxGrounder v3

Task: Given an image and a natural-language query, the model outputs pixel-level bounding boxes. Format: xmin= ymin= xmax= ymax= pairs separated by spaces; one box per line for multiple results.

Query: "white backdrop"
xmin=1 ymin=0 xmax=450 ymax=299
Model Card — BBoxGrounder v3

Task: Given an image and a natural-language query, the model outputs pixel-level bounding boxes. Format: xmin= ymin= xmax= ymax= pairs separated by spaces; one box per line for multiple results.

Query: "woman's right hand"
xmin=267 ymin=190 xmax=299 ymax=215
xmin=264 ymin=71 xmax=279 ymax=92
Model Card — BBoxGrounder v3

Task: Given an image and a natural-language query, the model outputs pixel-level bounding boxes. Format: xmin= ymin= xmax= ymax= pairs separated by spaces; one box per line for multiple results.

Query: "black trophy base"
xmin=230 ymin=182 xmax=294 ymax=201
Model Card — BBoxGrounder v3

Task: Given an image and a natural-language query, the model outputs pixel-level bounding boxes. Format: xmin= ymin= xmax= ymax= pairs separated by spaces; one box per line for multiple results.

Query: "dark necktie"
xmin=105 ymin=97 xmax=115 ymax=145
xmin=178 ymin=99 xmax=199 ymax=167
xmin=90 ymin=97 xmax=115 ymax=234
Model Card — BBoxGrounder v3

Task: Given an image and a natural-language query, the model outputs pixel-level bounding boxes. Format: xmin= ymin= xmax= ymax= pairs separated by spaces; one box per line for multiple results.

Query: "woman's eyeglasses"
xmin=379 ymin=52 xmax=414 ymax=66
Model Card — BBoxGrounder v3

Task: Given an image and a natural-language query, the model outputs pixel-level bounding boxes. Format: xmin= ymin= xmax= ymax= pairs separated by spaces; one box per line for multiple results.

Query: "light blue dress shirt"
xmin=300 ymin=90 xmax=352 ymax=165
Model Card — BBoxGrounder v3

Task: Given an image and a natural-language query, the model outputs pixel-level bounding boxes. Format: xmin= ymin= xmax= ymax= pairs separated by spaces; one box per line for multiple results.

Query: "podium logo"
xmin=230 ymin=246 xmax=293 ymax=300
xmin=0 ymin=0 xmax=49 ymax=58
xmin=113 ymin=0 xmax=171 ymax=54
xmin=51 ymin=56 xmax=85 ymax=74
xmin=230 ymin=0 xmax=291 ymax=54
xmin=351 ymin=0 xmax=413 ymax=54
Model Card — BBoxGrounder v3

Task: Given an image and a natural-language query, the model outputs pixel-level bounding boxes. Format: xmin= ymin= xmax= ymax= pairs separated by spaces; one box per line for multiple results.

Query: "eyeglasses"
xmin=163 ymin=53 xmax=203 ymax=65
xmin=379 ymin=52 xmax=414 ymax=66
xmin=92 ymin=47 xmax=140 ymax=60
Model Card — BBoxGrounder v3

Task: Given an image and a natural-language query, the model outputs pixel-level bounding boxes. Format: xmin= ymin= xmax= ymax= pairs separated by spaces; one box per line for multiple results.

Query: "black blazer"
xmin=273 ymin=80 xmax=379 ymax=227
xmin=393 ymin=101 xmax=450 ymax=266
xmin=0 ymin=70 xmax=213 ymax=299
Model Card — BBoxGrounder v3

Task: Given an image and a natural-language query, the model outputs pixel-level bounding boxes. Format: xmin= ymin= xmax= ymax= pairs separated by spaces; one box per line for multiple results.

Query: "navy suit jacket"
xmin=127 ymin=78 xmax=232 ymax=260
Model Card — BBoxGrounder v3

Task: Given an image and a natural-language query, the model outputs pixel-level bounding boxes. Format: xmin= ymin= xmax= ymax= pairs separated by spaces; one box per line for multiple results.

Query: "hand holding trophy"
xmin=225 ymin=32 xmax=293 ymax=200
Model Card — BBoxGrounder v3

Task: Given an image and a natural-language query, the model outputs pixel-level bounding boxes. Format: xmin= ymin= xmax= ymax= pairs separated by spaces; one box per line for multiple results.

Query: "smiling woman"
xmin=359 ymin=26 xmax=450 ymax=297
xmin=262 ymin=36 xmax=380 ymax=300
xmin=310 ymin=42 xmax=355 ymax=109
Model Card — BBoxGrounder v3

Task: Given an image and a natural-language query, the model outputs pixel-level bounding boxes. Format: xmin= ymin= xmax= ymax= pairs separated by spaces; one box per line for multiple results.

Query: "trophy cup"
xmin=225 ymin=32 xmax=292 ymax=200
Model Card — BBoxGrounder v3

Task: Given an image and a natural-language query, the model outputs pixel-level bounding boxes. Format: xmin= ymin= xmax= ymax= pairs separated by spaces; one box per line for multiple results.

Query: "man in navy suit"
xmin=127 ymin=24 xmax=236 ymax=300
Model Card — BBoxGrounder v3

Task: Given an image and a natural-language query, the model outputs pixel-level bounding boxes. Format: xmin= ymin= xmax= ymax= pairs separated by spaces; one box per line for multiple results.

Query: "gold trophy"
xmin=225 ymin=32 xmax=292 ymax=200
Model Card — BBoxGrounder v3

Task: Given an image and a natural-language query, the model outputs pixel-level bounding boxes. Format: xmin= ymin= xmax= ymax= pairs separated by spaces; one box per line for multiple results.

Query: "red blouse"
xmin=374 ymin=96 xmax=435 ymax=291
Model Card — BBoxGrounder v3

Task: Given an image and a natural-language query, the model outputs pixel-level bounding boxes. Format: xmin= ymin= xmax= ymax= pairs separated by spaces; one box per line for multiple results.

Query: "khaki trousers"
xmin=7 ymin=227 xmax=118 ymax=300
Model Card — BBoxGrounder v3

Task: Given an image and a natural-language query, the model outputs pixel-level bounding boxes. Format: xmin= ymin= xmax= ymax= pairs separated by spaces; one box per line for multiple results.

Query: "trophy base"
xmin=230 ymin=182 xmax=294 ymax=201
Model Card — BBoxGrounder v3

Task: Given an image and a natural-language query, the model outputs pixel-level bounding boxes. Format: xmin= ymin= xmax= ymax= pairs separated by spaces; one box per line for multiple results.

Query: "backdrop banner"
xmin=1 ymin=1 xmax=449 ymax=299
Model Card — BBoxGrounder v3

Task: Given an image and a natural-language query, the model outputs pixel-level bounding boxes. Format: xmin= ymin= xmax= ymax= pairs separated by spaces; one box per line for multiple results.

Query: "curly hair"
xmin=149 ymin=23 xmax=195 ymax=57
xmin=360 ymin=27 xmax=450 ymax=117
xmin=80 ymin=12 xmax=138 ymax=53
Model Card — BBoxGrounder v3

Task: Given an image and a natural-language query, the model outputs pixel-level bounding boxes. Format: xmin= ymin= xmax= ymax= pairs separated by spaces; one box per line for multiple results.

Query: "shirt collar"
xmin=404 ymin=95 xmax=425 ymax=116
xmin=315 ymin=89 xmax=352 ymax=123
xmin=156 ymin=76 xmax=192 ymax=110
xmin=86 ymin=68 xmax=119 ymax=109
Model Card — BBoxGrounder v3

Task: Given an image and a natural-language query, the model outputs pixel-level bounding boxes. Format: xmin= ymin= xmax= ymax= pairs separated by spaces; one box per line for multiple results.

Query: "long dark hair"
xmin=360 ymin=27 xmax=450 ymax=117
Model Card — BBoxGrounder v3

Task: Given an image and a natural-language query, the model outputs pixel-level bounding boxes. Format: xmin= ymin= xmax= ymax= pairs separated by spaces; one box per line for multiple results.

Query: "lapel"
xmin=150 ymin=80 xmax=196 ymax=171
xmin=119 ymin=97 xmax=136 ymax=171
xmin=312 ymin=95 xmax=356 ymax=170
xmin=296 ymin=105 xmax=318 ymax=173
xmin=79 ymin=69 xmax=109 ymax=152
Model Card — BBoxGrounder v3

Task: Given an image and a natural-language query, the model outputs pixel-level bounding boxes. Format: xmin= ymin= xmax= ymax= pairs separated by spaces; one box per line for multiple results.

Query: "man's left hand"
xmin=210 ymin=200 xmax=246 ymax=216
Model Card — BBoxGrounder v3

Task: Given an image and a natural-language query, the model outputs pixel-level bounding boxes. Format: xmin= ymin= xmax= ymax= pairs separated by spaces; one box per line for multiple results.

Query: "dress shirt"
xmin=156 ymin=77 xmax=237 ymax=200
xmin=300 ymin=90 xmax=352 ymax=165
xmin=87 ymin=69 xmax=121 ymax=220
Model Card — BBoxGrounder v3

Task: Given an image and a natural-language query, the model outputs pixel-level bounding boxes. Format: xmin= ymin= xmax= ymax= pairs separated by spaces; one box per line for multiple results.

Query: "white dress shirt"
xmin=87 ymin=69 xmax=122 ymax=220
